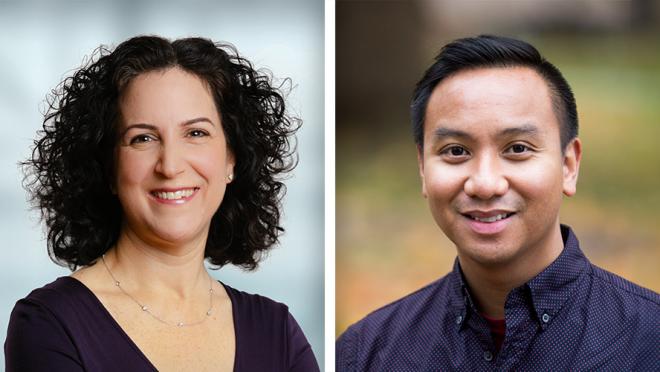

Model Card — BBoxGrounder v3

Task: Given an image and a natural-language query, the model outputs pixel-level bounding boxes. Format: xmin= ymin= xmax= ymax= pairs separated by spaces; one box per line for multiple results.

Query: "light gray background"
xmin=0 ymin=0 xmax=324 ymax=368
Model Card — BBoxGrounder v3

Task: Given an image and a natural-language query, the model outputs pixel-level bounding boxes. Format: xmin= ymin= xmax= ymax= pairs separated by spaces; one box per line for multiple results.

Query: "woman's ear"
xmin=226 ymin=148 xmax=235 ymax=184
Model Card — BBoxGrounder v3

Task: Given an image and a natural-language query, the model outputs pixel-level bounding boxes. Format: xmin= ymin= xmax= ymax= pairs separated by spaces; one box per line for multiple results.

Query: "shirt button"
xmin=483 ymin=350 xmax=493 ymax=362
xmin=542 ymin=313 xmax=550 ymax=323
xmin=455 ymin=315 xmax=463 ymax=325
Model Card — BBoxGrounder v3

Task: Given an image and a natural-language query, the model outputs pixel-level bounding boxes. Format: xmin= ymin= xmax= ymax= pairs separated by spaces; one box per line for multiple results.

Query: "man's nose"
xmin=463 ymin=154 xmax=508 ymax=200
xmin=154 ymin=141 xmax=185 ymax=178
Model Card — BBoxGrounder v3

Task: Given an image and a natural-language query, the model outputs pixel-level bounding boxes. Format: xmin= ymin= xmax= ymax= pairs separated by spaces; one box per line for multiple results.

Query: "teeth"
xmin=154 ymin=189 xmax=195 ymax=200
xmin=473 ymin=213 xmax=509 ymax=223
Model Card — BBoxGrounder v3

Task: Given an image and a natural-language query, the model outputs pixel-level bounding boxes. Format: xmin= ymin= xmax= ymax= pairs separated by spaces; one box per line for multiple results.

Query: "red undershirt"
xmin=481 ymin=313 xmax=506 ymax=352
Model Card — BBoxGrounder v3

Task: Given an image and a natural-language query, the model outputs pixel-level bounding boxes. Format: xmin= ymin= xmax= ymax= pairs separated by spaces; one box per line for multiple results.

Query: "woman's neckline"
xmin=60 ymin=275 xmax=239 ymax=371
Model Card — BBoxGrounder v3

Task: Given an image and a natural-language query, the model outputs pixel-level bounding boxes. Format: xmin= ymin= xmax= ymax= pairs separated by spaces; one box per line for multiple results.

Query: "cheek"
xmin=509 ymin=159 xmax=564 ymax=202
xmin=115 ymin=150 xmax=155 ymax=188
xmin=424 ymin=163 xmax=465 ymax=206
xmin=191 ymin=146 xmax=229 ymax=183
xmin=515 ymin=161 xmax=563 ymax=195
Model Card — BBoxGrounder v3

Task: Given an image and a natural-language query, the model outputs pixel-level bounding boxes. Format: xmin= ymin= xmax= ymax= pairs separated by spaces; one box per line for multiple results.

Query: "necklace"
xmin=101 ymin=254 xmax=214 ymax=328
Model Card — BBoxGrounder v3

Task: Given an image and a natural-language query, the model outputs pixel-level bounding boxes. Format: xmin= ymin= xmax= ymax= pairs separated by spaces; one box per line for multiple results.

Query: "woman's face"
xmin=114 ymin=67 xmax=234 ymax=249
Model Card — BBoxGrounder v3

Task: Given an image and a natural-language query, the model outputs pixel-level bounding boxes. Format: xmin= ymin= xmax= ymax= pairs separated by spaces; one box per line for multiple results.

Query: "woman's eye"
xmin=130 ymin=134 xmax=154 ymax=144
xmin=188 ymin=129 xmax=208 ymax=137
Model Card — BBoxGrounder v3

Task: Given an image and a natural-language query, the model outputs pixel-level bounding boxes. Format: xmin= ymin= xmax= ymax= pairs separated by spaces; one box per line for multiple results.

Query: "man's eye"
xmin=508 ymin=144 xmax=530 ymax=154
xmin=443 ymin=146 xmax=469 ymax=157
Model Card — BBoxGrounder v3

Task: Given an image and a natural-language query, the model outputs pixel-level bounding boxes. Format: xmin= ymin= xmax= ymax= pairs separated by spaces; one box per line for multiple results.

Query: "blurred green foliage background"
xmin=336 ymin=0 xmax=660 ymax=336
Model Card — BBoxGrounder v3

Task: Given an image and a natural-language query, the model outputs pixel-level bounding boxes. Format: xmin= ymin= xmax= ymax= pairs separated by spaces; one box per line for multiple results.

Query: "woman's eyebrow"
xmin=121 ymin=123 xmax=157 ymax=136
xmin=121 ymin=117 xmax=215 ymax=136
xmin=182 ymin=117 xmax=215 ymax=127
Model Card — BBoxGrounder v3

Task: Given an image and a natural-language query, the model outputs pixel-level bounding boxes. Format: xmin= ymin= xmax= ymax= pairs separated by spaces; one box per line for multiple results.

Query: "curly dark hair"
xmin=22 ymin=35 xmax=299 ymax=270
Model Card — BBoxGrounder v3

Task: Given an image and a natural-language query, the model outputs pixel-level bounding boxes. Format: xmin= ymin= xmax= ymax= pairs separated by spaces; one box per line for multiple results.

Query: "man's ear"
xmin=562 ymin=138 xmax=582 ymax=196
xmin=417 ymin=145 xmax=428 ymax=198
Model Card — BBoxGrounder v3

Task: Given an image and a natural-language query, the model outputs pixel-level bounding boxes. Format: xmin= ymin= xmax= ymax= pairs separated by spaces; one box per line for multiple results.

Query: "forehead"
xmin=118 ymin=67 xmax=218 ymax=126
xmin=424 ymin=66 xmax=559 ymax=141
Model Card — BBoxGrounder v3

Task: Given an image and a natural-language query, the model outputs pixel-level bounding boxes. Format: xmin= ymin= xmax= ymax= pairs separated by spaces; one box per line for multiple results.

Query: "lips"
xmin=149 ymin=187 xmax=199 ymax=204
xmin=463 ymin=212 xmax=515 ymax=223
xmin=461 ymin=210 xmax=516 ymax=235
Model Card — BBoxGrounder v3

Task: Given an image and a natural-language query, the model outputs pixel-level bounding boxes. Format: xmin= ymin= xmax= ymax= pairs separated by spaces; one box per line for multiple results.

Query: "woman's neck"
xmin=106 ymin=226 xmax=210 ymax=301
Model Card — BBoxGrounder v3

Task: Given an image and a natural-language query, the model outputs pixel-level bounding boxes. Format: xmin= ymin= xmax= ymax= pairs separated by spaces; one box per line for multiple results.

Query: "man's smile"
xmin=461 ymin=210 xmax=516 ymax=222
xmin=460 ymin=210 xmax=517 ymax=235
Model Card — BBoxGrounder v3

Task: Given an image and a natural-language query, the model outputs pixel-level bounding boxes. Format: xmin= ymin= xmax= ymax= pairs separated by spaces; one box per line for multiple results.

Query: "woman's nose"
xmin=154 ymin=142 xmax=185 ymax=178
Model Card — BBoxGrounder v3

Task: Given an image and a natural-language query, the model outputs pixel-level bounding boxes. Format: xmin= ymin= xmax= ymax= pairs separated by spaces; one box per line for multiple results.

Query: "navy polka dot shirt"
xmin=336 ymin=225 xmax=660 ymax=371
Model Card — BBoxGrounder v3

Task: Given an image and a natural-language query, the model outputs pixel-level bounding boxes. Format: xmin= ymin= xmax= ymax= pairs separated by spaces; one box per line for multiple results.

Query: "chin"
xmin=155 ymin=231 xmax=194 ymax=244
xmin=148 ymin=223 xmax=205 ymax=246
xmin=461 ymin=245 xmax=520 ymax=267
xmin=448 ymin=232 xmax=522 ymax=267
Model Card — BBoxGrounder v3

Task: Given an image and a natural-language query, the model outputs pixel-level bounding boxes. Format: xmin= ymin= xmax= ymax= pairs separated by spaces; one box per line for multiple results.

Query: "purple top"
xmin=5 ymin=277 xmax=319 ymax=371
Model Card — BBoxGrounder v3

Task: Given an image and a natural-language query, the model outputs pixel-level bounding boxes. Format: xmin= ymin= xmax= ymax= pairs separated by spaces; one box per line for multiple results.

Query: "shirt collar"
xmin=526 ymin=224 xmax=590 ymax=326
xmin=448 ymin=224 xmax=590 ymax=327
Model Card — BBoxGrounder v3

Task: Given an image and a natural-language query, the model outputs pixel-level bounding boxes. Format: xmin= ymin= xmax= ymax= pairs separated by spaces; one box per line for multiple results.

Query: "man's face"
xmin=418 ymin=66 xmax=580 ymax=267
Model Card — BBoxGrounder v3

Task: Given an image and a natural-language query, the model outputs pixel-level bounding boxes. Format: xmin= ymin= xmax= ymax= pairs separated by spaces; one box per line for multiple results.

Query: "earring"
xmin=228 ymin=173 xmax=234 ymax=181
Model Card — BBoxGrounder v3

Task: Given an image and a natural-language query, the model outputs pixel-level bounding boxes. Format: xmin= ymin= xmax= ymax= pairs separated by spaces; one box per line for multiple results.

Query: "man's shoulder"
xmin=587 ymin=263 xmax=660 ymax=309
xmin=582 ymin=262 xmax=659 ymax=352
xmin=579 ymin=264 xmax=660 ymax=366
xmin=347 ymin=273 xmax=453 ymax=330
xmin=336 ymin=273 xmax=457 ymax=366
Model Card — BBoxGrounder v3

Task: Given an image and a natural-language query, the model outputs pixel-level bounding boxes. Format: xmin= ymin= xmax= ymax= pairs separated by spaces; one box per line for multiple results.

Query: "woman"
xmin=6 ymin=36 xmax=319 ymax=371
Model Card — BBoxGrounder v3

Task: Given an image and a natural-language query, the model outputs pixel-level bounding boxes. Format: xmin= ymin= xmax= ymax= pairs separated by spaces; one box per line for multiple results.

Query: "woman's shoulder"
xmin=19 ymin=276 xmax=93 ymax=313
xmin=5 ymin=277 xmax=99 ymax=371
xmin=220 ymin=281 xmax=290 ymax=322
xmin=219 ymin=282 xmax=320 ymax=372
xmin=8 ymin=277 xmax=103 ymax=340
xmin=9 ymin=276 xmax=110 ymax=342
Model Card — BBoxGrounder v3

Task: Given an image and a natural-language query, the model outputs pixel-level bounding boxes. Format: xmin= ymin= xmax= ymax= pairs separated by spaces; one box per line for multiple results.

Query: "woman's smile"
xmin=149 ymin=187 xmax=200 ymax=204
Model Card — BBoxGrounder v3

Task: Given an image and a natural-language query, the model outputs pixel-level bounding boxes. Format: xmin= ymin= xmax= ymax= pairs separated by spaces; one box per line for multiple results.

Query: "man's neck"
xmin=458 ymin=224 xmax=565 ymax=319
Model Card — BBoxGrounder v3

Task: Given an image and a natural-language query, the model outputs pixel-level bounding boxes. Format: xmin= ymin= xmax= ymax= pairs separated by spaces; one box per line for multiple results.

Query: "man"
xmin=336 ymin=35 xmax=659 ymax=370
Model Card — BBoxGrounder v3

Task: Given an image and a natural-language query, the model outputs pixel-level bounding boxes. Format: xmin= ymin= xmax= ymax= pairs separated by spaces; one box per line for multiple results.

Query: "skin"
xmin=418 ymin=66 xmax=581 ymax=318
xmin=72 ymin=67 xmax=236 ymax=371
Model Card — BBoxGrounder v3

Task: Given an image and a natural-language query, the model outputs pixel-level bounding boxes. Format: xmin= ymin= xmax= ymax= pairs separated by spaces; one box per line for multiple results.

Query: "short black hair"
xmin=411 ymin=35 xmax=578 ymax=150
xmin=23 ymin=35 xmax=298 ymax=270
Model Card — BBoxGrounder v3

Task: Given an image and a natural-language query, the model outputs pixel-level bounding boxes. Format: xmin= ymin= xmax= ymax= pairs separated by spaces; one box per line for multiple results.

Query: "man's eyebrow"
xmin=499 ymin=124 xmax=539 ymax=137
xmin=431 ymin=124 xmax=540 ymax=142
xmin=432 ymin=127 xmax=473 ymax=140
